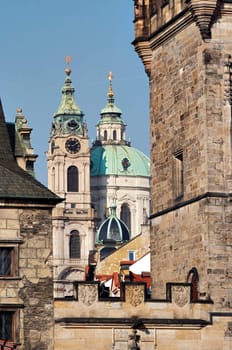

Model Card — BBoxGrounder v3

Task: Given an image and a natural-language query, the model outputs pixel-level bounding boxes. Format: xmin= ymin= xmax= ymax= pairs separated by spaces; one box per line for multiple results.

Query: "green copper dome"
xmin=96 ymin=204 xmax=130 ymax=244
xmin=90 ymin=144 xmax=150 ymax=177
xmin=100 ymin=101 xmax=122 ymax=115
xmin=91 ymin=72 xmax=150 ymax=177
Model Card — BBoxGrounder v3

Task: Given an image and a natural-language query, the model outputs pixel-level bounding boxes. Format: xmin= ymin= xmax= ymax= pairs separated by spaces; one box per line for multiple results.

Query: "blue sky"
xmin=0 ymin=1 xmax=149 ymax=185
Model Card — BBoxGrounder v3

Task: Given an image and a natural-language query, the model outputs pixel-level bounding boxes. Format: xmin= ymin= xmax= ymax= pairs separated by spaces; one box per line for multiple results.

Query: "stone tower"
xmin=133 ymin=0 xmax=232 ymax=308
xmin=47 ymin=60 xmax=96 ymax=281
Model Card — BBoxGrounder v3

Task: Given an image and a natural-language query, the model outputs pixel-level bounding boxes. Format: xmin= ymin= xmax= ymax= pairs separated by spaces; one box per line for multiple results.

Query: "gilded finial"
xmin=65 ymin=55 xmax=72 ymax=76
xmin=108 ymin=71 xmax=113 ymax=82
xmin=107 ymin=71 xmax=114 ymax=101
xmin=17 ymin=107 xmax=22 ymax=114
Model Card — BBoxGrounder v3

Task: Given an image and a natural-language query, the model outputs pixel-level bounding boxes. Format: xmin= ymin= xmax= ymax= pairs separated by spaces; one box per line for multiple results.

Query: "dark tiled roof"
xmin=0 ymin=99 xmax=62 ymax=204
xmin=6 ymin=122 xmax=16 ymax=153
xmin=6 ymin=122 xmax=24 ymax=157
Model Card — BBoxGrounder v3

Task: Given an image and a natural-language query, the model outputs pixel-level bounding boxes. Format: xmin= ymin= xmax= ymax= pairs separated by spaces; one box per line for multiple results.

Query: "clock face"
xmin=67 ymin=119 xmax=79 ymax=130
xmin=65 ymin=138 xmax=81 ymax=154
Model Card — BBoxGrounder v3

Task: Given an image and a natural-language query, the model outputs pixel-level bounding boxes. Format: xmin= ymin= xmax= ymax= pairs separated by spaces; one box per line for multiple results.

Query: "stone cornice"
xmin=149 ymin=9 xmax=193 ymax=50
xmin=185 ymin=0 xmax=223 ymax=39
xmin=133 ymin=9 xmax=192 ymax=70
xmin=55 ymin=317 xmax=210 ymax=327
xmin=133 ymin=1 xmax=232 ymax=63
xmin=132 ymin=38 xmax=152 ymax=77
xmin=150 ymin=191 xmax=232 ymax=220
xmin=0 ymin=239 xmax=23 ymax=244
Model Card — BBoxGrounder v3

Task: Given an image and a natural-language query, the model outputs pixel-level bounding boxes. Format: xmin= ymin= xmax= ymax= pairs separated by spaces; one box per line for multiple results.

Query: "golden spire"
xmin=107 ymin=71 xmax=114 ymax=102
xmin=65 ymin=55 xmax=72 ymax=76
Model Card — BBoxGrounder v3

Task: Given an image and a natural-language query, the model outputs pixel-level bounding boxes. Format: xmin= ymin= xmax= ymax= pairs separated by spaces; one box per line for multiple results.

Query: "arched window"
xmin=120 ymin=203 xmax=131 ymax=232
xmin=67 ymin=166 xmax=78 ymax=192
xmin=187 ymin=267 xmax=199 ymax=301
xmin=113 ymin=130 xmax=117 ymax=140
xmin=104 ymin=130 xmax=107 ymax=141
xmin=69 ymin=230 xmax=80 ymax=259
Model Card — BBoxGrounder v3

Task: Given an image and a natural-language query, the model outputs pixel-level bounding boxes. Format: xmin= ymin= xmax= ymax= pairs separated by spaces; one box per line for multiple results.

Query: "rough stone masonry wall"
xmin=18 ymin=208 xmax=54 ymax=350
xmin=150 ymin=23 xmax=208 ymax=212
xmin=206 ymin=197 xmax=232 ymax=309
xmin=149 ymin=14 xmax=232 ymax=304
xmin=151 ymin=197 xmax=232 ymax=310
xmin=0 ymin=207 xmax=54 ymax=350
xmin=150 ymin=19 xmax=232 ymax=212
xmin=151 ymin=200 xmax=207 ymax=300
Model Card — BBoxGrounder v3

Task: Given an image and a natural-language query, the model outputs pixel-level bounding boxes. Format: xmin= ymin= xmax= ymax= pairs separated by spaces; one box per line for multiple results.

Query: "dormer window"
xmin=122 ymin=158 xmax=130 ymax=171
xmin=26 ymin=160 xmax=34 ymax=172
xmin=23 ymin=134 xmax=30 ymax=141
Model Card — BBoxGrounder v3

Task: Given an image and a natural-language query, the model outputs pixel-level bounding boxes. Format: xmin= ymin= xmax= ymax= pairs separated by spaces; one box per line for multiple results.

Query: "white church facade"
xmin=46 ymin=63 xmax=150 ymax=281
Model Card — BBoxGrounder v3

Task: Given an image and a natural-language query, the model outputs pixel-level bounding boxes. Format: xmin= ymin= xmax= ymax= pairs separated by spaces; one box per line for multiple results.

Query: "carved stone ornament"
xmin=78 ymin=284 xmax=98 ymax=306
xmin=19 ymin=210 xmax=50 ymax=237
xmin=126 ymin=285 xmax=144 ymax=307
xmin=172 ymin=285 xmax=190 ymax=307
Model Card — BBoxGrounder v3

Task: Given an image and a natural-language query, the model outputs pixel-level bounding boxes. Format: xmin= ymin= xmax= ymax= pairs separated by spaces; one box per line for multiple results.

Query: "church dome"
xmin=91 ymin=144 xmax=150 ymax=177
xmin=100 ymin=101 xmax=122 ymax=115
xmin=95 ymin=204 xmax=130 ymax=244
xmin=91 ymin=72 xmax=150 ymax=178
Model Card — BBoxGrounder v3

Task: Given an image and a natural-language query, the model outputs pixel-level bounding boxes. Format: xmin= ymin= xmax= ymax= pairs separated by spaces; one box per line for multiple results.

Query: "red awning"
xmin=0 ymin=340 xmax=17 ymax=349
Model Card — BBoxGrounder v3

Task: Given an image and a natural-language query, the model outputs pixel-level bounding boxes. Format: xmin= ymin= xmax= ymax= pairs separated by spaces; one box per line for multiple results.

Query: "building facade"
xmin=47 ymin=63 xmax=150 ymax=283
xmin=54 ymin=1 xmax=232 ymax=349
xmin=4 ymin=1 xmax=232 ymax=347
xmin=133 ymin=0 xmax=232 ymax=347
xmin=0 ymin=100 xmax=61 ymax=349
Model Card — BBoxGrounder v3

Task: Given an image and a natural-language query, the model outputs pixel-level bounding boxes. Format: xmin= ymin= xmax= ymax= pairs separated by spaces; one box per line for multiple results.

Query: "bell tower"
xmin=94 ymin=71 xmax=127 ymax=146
xmin=47 ymin=57 xmax=96 ymax=281
xmin=133 ymin=0 xmax=232 ymax=309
